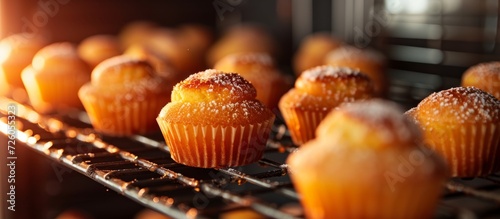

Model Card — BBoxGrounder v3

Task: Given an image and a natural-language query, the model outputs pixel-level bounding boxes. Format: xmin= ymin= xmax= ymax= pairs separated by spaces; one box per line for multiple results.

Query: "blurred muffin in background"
xmin=0 ymin=33 xmax=48 ymax=100
xmin=78 ymin=34 xmax=123 ymax=68
xmin=207 ymin=24 xmax=277 ymax=67
xmin=214 ymin=52 xmax=292 ymax=109
xmin=146 ymin=28 xmax=206 ymax=77
xmin=325 ymin=46 xmax=388 ymax=97
xmin=21 ymin=42 xmax=90 ymax=113
xmin=178 ymin=24 xmax=214 ymax=57
xmin=119 ymin=21 xmax=158 ymax=48
xmin=461 ymin=61 xmax=500 ymax=99
xmin=124 ymin=44 xmax=182 ymax=83
xmin=293 ymin=32 xmax=343 ymax=76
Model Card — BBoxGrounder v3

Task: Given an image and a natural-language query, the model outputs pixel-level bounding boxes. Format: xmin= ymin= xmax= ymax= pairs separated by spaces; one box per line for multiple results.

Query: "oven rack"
xmin=1 ymin=97 xmax=500 ymax=219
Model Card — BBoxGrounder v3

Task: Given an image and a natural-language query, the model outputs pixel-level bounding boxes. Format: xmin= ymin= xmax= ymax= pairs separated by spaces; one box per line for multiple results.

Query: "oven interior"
xmin=1 ymin=0 xmax=500 ymax=219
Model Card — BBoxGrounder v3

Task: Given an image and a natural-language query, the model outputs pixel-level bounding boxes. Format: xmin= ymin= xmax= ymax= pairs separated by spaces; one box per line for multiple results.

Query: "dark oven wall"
xmin=1 ymin=0 xmax=217 ymax=42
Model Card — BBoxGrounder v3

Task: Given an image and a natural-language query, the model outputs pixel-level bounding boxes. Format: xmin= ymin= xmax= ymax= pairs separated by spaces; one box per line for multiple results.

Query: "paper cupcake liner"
xmin=157 ymin=117 xmax=274 ymax=168
xmin=426 ymin=123 xmax=500 ymax=177
xmin=291 ymin=173 xmax=443 ymax=219
xmin=280 ymin=107 xmax=329 ymax=145
xmin=2 ymin=62 xmax=26 ymax=88
xmin=80 ymin=93 xmax=166 ymax=136
xmin=21 ymin=71 xmax=51 ymax=113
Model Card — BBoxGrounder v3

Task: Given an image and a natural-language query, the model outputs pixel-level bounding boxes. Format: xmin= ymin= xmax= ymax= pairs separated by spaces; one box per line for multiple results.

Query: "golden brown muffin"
xmin=0 ymin=33 xmax=47 ymax=97
xmin=119 ymin=21 xmax=158 ymax=48
xmin=287 ymin=99 xmax=448 ymax=219
xmin=461 ymin=61 xmax=500 ymax=99
xmin=157 ymin=69 xmax=275 ymax=168
xmin=146 ymin=28 xmax=206 ymax=77
xmin=325 ymin=46 xmax=388 ymax=96
xmin=279 ymin=65 xmax=374 ymax=145
xmin=293 ymin=32 xmax=343 ymax=75
xmin=214 ymin=52 xmax=292 ymax=109
xmin=206 ymin=24 xmax=276 ymax=67
xmin=407 ymin=87 xmax=500 ymax=177
xmin=78 ymin=35 xmax=122 ymax=68
xmin=124 ymin=44 xmax=181 ymax=83
xmin=79 ymin=55 xmax=172 ymax=136
xmin=21 ymin=42 xmax=90 ymax=113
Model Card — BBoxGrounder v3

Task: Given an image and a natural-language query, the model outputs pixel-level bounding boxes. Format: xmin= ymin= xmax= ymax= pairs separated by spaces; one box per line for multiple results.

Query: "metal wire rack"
xmin=1 ymin=96 xmax=500 ymax=219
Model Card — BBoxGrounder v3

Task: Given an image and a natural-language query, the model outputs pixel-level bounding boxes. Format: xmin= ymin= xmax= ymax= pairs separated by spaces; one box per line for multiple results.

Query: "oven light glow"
xmin=0 ymin=122 xmax=29 ymax=143
xmin=386 ymin=0 xmax=429 ymax=14
xmin=406 ymin=0 xmax=428 ymax=14
xmin=0 ymin=40 xmax=10 ymax=63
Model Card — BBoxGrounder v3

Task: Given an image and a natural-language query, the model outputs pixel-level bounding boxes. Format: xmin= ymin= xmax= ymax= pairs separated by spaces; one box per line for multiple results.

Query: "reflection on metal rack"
xmin=1 ymin=96 xmax=500 ymax=219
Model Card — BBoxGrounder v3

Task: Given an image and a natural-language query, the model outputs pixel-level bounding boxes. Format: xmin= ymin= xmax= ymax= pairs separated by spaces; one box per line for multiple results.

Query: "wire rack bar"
xmin=1 ymin=96 xmax=500 ymax=218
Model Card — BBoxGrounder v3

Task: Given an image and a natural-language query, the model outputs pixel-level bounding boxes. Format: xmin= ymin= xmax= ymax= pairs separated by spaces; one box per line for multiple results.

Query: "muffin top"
xmin=78 ymin=35 xmax=122 ymax=67
xmin=123 ymin=44 xmax=179 ymax=82
xmin=0 ymin=33 xmax=47 ymax=64
xmin=280 ymin=66 xmax=374 ymax=110
xmin=462 ymin=61 xmax=500 ymax=99
xmin=316 ymin=99 xmax=422 ymax=149
xmin=415 ymin=87 xmax=500 ymax=126
xmin=463 ymin=61 xmax=500 ymax=81
xmin=31 ymin=42 xmax=90 ymax=75
xmin=85 ymin=55 xmax=170 ymax=102
xmin=172 ymin=69 xmax=256 ymax=102
xmin=160 ymin=69 xmax=273 ymax=125
xmin=297 ymin=66 xmax=374 ymax=97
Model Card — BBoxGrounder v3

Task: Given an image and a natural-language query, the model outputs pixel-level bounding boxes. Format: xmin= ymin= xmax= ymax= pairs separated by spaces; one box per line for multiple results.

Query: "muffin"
xmin=178 ymin=24 xmax=214 ymax=56
xmin=279 ymin=65 xmax=374 ymax=145
xmin=119 ymin=21 xmax=158 ymax=48
xmin=214 ymin=52 xmax=292 ymax=109
xmin=325 ymin=46 xmax=388 ymax=96
xmin=78 ymin=35 xmax=122 ymax=68
xmin=206 ymin=24 xmax=276 ymax=67
xmin=461 ymin=61 xmax=500 ymax=99
xmin=287 ymin=99 xmax=448 ymax=219
xmin=146 ymin=28 xmax=206 ymax=77
xmin=124 ymin=44 xmax=181 ymax=83
xmin=21 ymin=42 xmax=90 ymax=113
xmin=0 ymin=33 xmax=47 ymax=97
xmin=406 ymin=87 xmax=500 ymax=177
xmin=79 ymin=55 xmax=172 ymax=136
xmin=293 ymin=32 xmax=343 ymax=75
xmin=157 ymin=69 xmax=275 ymax=168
